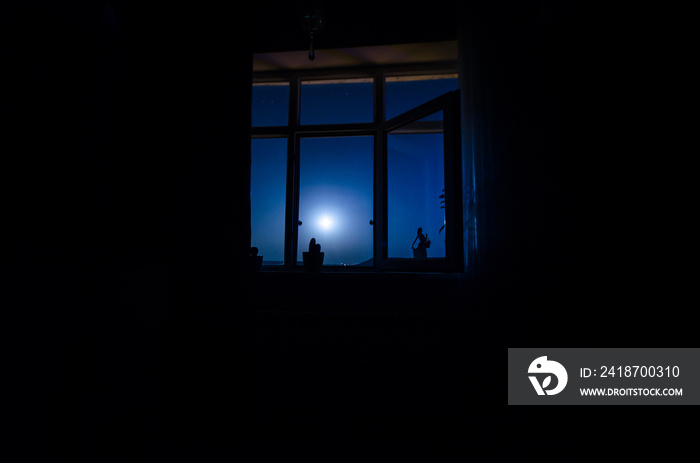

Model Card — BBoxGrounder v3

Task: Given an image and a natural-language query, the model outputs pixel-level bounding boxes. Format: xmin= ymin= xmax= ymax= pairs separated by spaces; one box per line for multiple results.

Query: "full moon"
xmin=318 ymin=215 xmax=334 ymax=230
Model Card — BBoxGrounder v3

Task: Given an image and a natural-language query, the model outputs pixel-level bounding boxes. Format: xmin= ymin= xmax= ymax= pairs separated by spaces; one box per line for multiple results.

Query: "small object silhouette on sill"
xmin=303 ymin=238 xmax=324 ymax=271
xmin=411 ymin=227 xmax=430 ymax=259
xmin=249 ymin=246 xmax=263 ymax=272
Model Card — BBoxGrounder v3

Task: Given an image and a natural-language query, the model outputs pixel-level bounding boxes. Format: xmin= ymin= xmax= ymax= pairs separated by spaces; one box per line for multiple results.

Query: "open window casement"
xmin=376 ymin=90 xmax=463 ymax=272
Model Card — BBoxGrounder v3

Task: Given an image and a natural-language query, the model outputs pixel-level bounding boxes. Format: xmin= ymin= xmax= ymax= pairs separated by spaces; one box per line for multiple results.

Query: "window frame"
xmin=251 ymin=63 xmax=462 ymax=272
xmin=380 ymin=90 xmax=463 ymax=272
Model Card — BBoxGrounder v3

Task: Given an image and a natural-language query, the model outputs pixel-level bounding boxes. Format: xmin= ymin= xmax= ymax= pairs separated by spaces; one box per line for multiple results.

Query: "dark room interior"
xmin=3 ymin=0 xmax=694 ymax=460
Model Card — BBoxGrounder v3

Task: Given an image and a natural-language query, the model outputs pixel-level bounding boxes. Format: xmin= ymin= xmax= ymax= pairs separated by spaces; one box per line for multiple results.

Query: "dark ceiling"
xmin=251 ymin=0 xmax=461 ymax=53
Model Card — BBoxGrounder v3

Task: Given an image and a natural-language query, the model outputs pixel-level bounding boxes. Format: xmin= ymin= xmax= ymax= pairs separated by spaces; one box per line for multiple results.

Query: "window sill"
xmin=257 ymin=266 xmax=464 ymax=277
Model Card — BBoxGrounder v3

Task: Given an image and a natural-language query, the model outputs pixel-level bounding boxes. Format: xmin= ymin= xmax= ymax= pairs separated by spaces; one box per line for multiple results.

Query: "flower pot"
xmin=248 ymin=255 xmax=263 ymax=272
xmin=412 ymin=248 xmax=427 ymax=259
xmin=302 ymin=252 xmax=324 ymax=271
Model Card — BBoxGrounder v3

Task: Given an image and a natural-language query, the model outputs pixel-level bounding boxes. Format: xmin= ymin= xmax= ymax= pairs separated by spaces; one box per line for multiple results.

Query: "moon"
xmin=318 ymin=215 xmax=334 ymax=230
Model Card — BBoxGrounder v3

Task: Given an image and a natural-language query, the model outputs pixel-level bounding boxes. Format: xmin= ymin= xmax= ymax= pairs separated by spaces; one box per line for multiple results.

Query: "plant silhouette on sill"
xmin=302 ymin=237 xmax=324 ymax=271
xmin=249 ymin=246 xmax=263 ymax=271
xmin=411 ymin=227 xmax=430 ymax=259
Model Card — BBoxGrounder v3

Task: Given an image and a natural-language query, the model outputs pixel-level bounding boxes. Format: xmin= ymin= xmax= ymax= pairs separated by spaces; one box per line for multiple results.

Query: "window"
xmin=388 ymin=119 xmax=446 ymax=259
xmin=250 ymin=138 xmax=287 ymax=264
xmin=251 ymin=82 xmax=289 ymax=127
xmin=297 ymin=136 xmax=374 ymax=266
xmin=251 ymin=68 xmax=462 ymax=272
xmin=300 ymin=78 xmax=374 ymax=125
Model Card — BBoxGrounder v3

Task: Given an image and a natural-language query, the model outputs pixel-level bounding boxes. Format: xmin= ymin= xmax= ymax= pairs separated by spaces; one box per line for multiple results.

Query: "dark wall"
xmin=461 ymin=3 xmax=694 ymax=458
xmin=3 ymin=1 xmax=251 ymax=460
xmin=463 ymin=1 xmax=575 ymax=336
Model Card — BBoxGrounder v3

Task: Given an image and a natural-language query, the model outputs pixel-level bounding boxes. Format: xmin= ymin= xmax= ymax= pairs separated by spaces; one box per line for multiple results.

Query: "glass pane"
xmin=387 ymin=112 xmax=445 ymax=259
xmin=251 ymin=138 xmax=287 ymax=264
xmin=298 ymin=136 xmax=374 ymax=266
xmin=301 ymin=79 xmax=373 ymax=125
xmin=386 ymin=75 xmax=457 ymax=120
xmin=252 ymin=82 xmax=289 ymax=127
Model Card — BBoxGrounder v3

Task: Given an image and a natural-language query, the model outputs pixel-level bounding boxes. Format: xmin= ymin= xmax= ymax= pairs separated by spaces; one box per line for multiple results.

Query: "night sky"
xmin=251 ymin=77 xmax=457 ymax=265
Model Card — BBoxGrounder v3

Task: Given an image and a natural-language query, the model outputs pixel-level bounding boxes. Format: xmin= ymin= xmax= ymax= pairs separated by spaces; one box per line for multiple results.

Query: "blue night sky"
xmin=251 ymin=77 xmax=457 ymax=265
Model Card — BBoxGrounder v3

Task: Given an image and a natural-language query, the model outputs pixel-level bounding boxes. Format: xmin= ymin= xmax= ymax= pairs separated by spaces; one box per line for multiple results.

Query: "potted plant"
xmin=248 ymin=246 xmax=263 ymax=271
xmin=411 ymin=227 xmax=430 ymax=259
xmin=302 ymin=238 xmax=324 ymax=271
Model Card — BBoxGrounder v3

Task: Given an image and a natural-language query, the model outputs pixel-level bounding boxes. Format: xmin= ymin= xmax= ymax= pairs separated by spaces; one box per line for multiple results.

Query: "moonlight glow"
xmin=318 ymin=215 xmax=334 ymax=230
